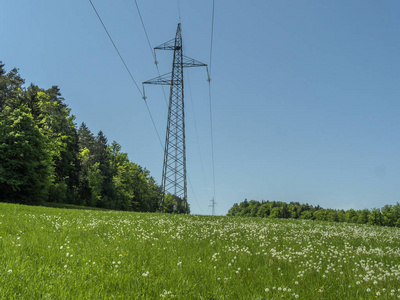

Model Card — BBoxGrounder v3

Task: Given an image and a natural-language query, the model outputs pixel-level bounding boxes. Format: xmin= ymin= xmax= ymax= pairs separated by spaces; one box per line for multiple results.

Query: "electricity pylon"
xmin=143 ymin=23 xmax=206 ymax=211
xmin=209 ymin=197 xmax=217 ymax=216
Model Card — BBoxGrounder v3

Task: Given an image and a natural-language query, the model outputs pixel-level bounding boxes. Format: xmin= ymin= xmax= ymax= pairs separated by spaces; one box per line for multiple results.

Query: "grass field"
xmin=1 ymin=202 xmax=400 ymax=299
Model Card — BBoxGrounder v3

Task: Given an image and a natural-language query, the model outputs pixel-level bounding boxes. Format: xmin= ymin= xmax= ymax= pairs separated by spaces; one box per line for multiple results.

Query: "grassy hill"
xmin=1 ymin=202 xmax=400 ymax=299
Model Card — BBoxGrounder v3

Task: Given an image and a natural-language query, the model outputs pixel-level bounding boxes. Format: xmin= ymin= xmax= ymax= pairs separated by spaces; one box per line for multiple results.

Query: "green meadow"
xmin=1 ymin=202 xmax=400 ymax=299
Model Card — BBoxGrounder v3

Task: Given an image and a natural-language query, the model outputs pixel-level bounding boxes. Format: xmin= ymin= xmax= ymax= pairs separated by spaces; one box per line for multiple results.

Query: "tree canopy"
xmin=0 ymin=61 xmax=187 ymax=213
xmin=227 ymin=199 xmax=400 ymax=228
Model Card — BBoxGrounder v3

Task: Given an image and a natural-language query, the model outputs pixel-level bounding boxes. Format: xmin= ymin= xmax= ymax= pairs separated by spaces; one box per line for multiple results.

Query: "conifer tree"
xmin=0 ymin=62 xmax=24 ymax=110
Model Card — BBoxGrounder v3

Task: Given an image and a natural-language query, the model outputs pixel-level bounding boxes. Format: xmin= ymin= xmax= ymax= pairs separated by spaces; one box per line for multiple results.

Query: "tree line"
xmin=0 ymin=61 xmax=189 ymax=213
xmin=227 ymin=199 xmax=400 ymax=227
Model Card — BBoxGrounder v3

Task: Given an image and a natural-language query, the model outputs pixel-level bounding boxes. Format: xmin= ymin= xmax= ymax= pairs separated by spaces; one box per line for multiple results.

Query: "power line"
xmin=133 ymin=0 xmax=168 ymax=107
xmin=178 ymin=1 xmax=216 ymax=215
xmin=88 ymin=0 xmax=163 ymax=149
xmin=208 ymin=79 xmax=216 ymax=213
xmin=208 ymin=0 xmax=217 ymax=214
xmin=188 ymin=175 xmax=206 ymax=214
xmin=88 ymin=0 xmax=142 ymax=96
xmin=177 ymin=0 xmax=182 ymax=21
xmin=209 ymin=0 xmax=216 ymax=74
xmin=186 ymin=70 xmax=211 ymax=201
xmin=144 ymin=100 xmax=164 ymax=149
xmin=133 ymin=0 xmax=152 ymax=55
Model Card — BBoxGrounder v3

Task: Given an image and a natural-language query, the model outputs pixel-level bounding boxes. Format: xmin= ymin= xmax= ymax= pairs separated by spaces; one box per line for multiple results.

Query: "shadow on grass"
xmin=37 ymin=202 xmax=109 ymax=211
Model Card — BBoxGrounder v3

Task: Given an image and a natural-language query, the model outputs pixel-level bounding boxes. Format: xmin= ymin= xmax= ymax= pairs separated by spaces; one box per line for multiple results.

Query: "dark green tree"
xmin=77 ymin=123 xmax=96 ymax=205
xmin=78 ymin=123 xmax=96 ymax=164
xmin=0 ymin=63 xmax=25 ymax=110
xmin=345 ymin=209 xmax=358 ymax=223
xmin=270 ymin=207 xmax=283 ymax=218
xmin=227 ymin=203 xmax=241 ymax=216
xmin=256 ymin=203 xmax=271 ymax=218
xmin=299 ymin=210 xmax=314 ymax=220
xmin=0 ymin=105 xmax=52 ymax=203
xmin=368 ymin=208 xmax=382 ymax=226
xmin=357 ymin=209 xmax=369 ymax=224
xmin=327 ymin=210 xmax=339 ymax=222
xmin=94 ymin=131 xmax=114 ymax=208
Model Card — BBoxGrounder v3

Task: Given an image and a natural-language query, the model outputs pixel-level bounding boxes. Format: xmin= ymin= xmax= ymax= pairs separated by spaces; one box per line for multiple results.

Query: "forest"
xmin=227 ymin=199 xmax=400 ymax=227
xmin=0 ymin=61 xmax=189 ymax=214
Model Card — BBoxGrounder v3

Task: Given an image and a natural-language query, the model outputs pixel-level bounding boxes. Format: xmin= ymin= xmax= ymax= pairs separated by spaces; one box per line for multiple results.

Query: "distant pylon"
xmin=143 ymin=23 xmax=206 ymax=210
xmin=209 ymin=197 xmax=217 ymax=216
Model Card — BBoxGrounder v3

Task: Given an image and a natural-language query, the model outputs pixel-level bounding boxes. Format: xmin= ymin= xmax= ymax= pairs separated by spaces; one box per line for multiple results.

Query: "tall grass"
xmin=1 ymin=202 xmax=399 ymax=299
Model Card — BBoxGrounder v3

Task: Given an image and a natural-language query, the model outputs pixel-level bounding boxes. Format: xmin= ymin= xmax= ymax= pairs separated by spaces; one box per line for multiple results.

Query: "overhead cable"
xmin=88 ymin=0 xmax=163 ymax=149
xmin=188 ymin=175 xmax=206 ymax=214
xmin=88 ymin=0 xmax=142 ymax=96
xmin=208 ymin=0 xmax=217 ymax=213
xmin=186 ymin=70 xmax=211 ymax=201
xmin=209 ymin=0 xmax=216 ymax=74
xmin=208 ymin=79 xmax=216 ymax=209
xmin=177 ymin=0 xmax=182 ymax=21
xmin=133 ymin=0 xmax=168 ymax=107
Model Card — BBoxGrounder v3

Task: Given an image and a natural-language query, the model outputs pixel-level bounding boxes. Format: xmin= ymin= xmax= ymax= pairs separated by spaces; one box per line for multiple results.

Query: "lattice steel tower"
xmin=143 ymin=23 xmax=206 ymax=210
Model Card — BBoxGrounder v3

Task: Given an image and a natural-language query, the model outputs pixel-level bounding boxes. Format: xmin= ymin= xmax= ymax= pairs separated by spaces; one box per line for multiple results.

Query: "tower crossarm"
xmin=143 ymin=72 xmax=173 ymax=85
xmin=182 ymin=56 xmax=207 ymax=68
xmin=154 ymin=38 xmax=179 ymax=51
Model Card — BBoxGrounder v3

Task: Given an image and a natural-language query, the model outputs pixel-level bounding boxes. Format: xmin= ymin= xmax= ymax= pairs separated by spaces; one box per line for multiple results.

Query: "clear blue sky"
xmin=1 ymin=1 xmax=400 ymax=215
